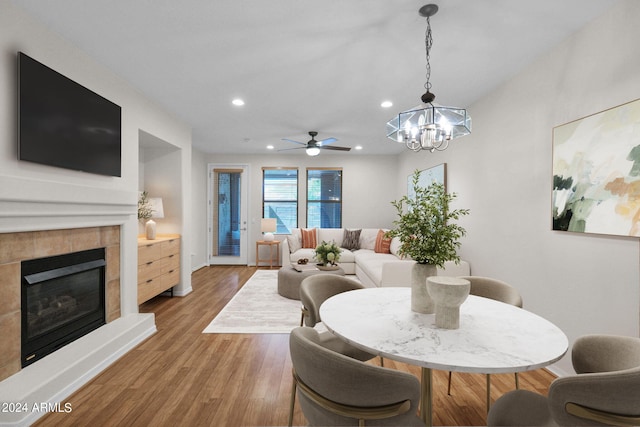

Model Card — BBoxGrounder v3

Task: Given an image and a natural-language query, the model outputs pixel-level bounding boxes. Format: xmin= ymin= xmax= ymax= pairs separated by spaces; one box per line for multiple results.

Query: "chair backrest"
xmin=458 ymin=276 xmax=523 ymax=308
xmin=289 ymin=327 xmax=424 ymax=426
xmin=549 ymin=334 xmax=640 ymax=426
xmin=300 ymin=274 xmax=364 ymax=326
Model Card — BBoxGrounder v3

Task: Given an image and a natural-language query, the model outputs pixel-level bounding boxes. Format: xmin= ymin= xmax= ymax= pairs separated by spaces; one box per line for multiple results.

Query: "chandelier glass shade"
xmin=386 ymin=103 xmax=471 ymax=152
xmin=387 ymin=3 xmax=471 ymax=152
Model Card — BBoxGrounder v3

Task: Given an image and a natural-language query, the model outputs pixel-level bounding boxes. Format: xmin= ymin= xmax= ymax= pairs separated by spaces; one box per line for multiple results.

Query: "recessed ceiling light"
xmin=355 ymin=145 xmax=363 ymax=150
xmin=381 ymin=101 xmax=393 ymax=108
xmin=266 ymin=145 xmax=274 ymax=150
xmin=232 ymin=98 xmax=245 ymax=106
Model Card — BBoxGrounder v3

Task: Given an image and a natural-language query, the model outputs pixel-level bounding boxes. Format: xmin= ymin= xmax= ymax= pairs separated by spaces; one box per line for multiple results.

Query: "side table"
xmin=256 ymin=240 xmax=280 ymax=268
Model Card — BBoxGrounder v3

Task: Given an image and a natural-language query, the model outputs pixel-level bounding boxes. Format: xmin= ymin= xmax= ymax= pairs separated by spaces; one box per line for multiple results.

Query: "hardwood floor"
xmin=35 ymin=266 xmax=555 ymax=426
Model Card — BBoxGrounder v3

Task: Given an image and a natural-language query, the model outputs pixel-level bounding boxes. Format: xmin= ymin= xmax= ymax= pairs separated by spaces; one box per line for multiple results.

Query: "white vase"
xmin=145 ymin=219 xmax=157 ymax=240
xmin=411 ymin=263 xmax=437 ymax=313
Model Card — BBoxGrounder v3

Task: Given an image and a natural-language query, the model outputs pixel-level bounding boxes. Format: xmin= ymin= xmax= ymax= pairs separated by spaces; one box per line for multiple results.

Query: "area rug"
xmin=203 ymin=269 xmax=302 ymax=334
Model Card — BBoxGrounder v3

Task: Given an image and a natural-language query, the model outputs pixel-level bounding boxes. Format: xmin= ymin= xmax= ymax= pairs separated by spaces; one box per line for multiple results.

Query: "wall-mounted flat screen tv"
xmin=18 ymin=52 xmax=122 ymax=177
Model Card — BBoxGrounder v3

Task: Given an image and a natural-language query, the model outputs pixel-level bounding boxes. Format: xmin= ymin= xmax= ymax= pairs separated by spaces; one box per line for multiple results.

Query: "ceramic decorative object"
xmin=411 ymin=263 xmax=437 ymax=313
xmin=145 ymin=219 xmax=157 ymax=240
xmin=427 ymin=276 xmax=471 ymax=329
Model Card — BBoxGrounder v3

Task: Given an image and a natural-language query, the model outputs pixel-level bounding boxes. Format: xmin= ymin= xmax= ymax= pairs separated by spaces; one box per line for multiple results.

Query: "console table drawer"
xmin=138 ymin=243 xmax=162 ymax=265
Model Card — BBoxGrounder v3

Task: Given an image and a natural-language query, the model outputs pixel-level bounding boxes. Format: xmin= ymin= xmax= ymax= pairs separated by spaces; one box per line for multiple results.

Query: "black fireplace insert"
xmin=21 ymin=248 xmax=106 ymax=367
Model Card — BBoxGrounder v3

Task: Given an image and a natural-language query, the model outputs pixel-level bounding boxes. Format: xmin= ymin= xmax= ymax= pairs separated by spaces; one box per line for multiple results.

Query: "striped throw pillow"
xmin=374 ymin=229 xmax=392 ymax=254
xmin=301 ymin=228 xmax=317 ymax=249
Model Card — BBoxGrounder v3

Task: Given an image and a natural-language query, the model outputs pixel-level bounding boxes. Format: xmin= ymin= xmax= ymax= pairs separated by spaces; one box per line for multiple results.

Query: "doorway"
xmin=208 ymin=164 xmax=249 ymax=265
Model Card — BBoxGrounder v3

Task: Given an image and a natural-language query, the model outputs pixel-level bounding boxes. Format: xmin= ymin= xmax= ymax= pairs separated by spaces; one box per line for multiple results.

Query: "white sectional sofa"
xmin=280 ymin=228 xmax=470 ymax=288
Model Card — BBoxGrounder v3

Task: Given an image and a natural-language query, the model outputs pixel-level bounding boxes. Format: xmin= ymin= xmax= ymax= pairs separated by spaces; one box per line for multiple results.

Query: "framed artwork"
xmin=408 ymin=163 xmax=447 ymax=199
xmin=552 ymin=98 xmax=640 ymax=237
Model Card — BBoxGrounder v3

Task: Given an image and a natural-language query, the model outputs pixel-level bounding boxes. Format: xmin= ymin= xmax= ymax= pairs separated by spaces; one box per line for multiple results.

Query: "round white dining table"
xmin=319 ymin=287 xmax=568 ymax=426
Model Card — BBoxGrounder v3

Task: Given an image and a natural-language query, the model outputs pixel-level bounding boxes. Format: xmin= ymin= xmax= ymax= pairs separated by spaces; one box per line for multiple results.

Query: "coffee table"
xmin=320 ymin=287 xmax=568 ymax=426
xmin=277 ymin=264 xmax=345 ymax=300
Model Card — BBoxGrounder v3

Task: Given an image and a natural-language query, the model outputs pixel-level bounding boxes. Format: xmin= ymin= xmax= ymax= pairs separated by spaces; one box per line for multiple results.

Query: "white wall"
xmin=190 ymin=152 xmax=399 ymax=268
xmin=397 ymin=0 xmax=640 ymax=375
xmin=0 ymin=2 xmax=192 ymax=312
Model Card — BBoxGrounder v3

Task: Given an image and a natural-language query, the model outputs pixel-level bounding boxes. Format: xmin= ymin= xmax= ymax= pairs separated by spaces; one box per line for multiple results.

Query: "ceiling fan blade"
xmin=277 ymin=146 xmax=305 ymax=152
xmin=317 ymin=137 xmax=338 ymax=146
xmin=281 ymin=138 xmax=307 ymax=146
xmin=320 ymin=145 xmax=351 ymax=151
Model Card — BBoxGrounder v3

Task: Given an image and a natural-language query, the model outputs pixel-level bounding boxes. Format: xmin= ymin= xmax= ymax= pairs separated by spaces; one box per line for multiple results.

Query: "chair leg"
xmin=447 ymin=371 xmax=452 ymax=395
xmin=515 ymin=372 xmax=519 ymax=389
xmin=288 ymin=380 xmax=297 ymax=427
xmin=380 ymin=356 xmax=384 ymax=367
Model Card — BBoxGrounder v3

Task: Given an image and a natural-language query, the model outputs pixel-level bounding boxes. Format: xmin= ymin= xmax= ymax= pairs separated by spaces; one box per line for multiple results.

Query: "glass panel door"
xmin=209 ymin=165 xmax=248 ymax=265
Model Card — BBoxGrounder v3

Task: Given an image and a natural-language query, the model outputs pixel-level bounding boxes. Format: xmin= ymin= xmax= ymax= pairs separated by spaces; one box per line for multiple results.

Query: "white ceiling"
xmin=13 ymin=0 xmax=619 ymax=156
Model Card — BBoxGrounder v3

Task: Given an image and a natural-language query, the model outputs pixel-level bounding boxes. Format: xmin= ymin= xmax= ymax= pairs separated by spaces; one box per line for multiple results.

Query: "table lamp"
xmin=261 ymin=218 xmax=277 ymax=241
xmin=145 ymin=197 xmax=164 ymax=240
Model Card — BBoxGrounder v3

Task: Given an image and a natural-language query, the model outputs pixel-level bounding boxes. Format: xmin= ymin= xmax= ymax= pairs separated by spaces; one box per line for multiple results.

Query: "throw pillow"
xmin=342 ymin=229 xmax=361 ymax=250
xmin=374 ymin=229 xmax=392 ymax=254
xmin=301 ymin=228 xmax=317 ymax=249
xmin=287 ymin=234 xmax=301 ymax=254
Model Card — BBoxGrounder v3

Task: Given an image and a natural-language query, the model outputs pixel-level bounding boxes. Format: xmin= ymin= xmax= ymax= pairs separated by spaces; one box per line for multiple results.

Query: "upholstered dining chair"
xmin=298 ymin=274 xmax=377 ymax=361
xmin=289 ymin=326 xmax=425 ymax=427
xmin=448 ymin=276 xmax=524 ymax=411
xmin=289 ymin=274 xmax=378 ymax=426
xmin=487 ymin=334 xmax=640 ymax=426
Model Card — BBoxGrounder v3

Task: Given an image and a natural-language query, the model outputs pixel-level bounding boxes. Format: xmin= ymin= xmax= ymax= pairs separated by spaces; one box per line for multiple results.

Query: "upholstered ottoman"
xmin=277 ymin=265 xmax=345 ymax=300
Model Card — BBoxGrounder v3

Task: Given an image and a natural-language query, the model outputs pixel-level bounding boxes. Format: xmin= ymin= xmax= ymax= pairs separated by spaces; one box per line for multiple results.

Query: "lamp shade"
xmin=149 ymin=198 xmax=164 ymax=219
xmin=261 ymin=218 xmax=277 ymax=241
xmin=261 ymin=218 xmax=277 ymax=233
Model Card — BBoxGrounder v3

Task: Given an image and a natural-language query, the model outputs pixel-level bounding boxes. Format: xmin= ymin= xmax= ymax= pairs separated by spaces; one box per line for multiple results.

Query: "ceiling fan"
xmin=280 ymin=131 xmax=351 ymax=156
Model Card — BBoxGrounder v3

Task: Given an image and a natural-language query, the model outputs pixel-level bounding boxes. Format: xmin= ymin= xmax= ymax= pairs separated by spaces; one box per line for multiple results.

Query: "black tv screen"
xmin=18 ymin=52 xmax=122 ymax=177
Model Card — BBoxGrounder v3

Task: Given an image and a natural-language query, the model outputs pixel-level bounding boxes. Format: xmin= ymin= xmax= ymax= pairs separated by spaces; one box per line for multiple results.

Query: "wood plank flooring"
xmin=34 ymin=266 xmax=555 ymax=426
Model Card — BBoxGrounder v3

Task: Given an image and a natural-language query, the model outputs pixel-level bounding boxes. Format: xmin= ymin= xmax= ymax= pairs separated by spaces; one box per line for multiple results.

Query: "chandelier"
xmin=386 ymin=4 xmax=471 ymax=152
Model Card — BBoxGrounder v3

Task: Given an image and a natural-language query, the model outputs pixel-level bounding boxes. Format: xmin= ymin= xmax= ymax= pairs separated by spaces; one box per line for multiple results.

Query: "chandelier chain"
xmin=424 ymin=15 xmax=433 ymax=93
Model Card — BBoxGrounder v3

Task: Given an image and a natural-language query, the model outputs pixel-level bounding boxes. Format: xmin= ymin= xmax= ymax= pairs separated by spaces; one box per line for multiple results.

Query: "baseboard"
xmin=0 ymin=313 xmax=156 ymax=426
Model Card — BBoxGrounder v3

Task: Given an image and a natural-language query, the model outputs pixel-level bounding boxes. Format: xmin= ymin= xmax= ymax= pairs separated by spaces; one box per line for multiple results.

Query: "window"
xmin=307 ymin=168 xmax=342 ymax=228
xmin=263 ymin=168 xmax=298 ymax=234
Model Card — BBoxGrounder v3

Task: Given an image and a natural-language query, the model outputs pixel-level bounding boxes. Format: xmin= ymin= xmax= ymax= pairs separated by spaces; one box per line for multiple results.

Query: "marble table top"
xmin=320 ymin=287 xmax=568 ymax=374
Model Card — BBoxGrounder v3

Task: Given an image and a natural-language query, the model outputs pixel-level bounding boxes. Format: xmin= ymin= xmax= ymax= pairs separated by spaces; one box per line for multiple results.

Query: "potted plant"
xmin=314 ymin=240 xmax=342 ymax=270
xmin=138 ymin=191 xmax=153 ymax=221
xmin=386 ymin=169 xmax=469 ymax=313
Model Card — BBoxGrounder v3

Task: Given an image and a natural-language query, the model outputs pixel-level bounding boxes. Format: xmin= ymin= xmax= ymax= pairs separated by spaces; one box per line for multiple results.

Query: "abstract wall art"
xmin=552 ymin=98 xmax=640 ymax=237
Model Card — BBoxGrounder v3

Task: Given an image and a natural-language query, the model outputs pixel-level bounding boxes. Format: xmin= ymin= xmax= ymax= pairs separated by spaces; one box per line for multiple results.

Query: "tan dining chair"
xmin=289 ymin=326 xmax=425 ymax=427
xmin=448 ymin=276 xmax=523 ymax=411
xmin=289 ymin=274 xmax=378 ymax=426
xmin=298 ymin=274 xmax=377 ymax=361
xmin=487 ymin=334 xmax=640 ymax=426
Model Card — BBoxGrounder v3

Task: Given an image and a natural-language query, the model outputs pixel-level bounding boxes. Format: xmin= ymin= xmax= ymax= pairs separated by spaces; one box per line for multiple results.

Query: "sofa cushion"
xmin=390 ymin=237 xmax=404 ymax=258
xmin=318 ymin=228 xmax=344 ymax=247
xmin=374 ymin=229 xmax=392 ymax=254
xmin=359 ymin=229 xmax=379 ymax=250
xmin=342 ymin=229 xmax=361 ymax=250
xmin=354 ymin=249 xmax=400 ymax=284
xmin=287 ymin=232 xmax=302 ymax=254
xmin=301 ymin=228 xmax=317 ymax=249
xmin=290 ymin=248 xmax=316 ymax=264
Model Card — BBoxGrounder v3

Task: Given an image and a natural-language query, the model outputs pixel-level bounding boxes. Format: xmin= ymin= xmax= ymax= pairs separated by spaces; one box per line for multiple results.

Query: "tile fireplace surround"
xmin=0 ymin=225 xmax=156 ymax=426
xmin=0 ymin=226 xmax=121 ymax=381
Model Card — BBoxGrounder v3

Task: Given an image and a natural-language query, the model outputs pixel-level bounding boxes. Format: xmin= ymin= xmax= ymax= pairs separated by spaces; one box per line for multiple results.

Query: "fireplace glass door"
xmin=22 ymin=248 xmax=106 ymax=366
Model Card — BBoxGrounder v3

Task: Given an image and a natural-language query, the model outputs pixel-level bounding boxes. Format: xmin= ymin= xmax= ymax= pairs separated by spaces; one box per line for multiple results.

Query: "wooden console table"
xmin=137 ymin=234 xmax=181 ymax=305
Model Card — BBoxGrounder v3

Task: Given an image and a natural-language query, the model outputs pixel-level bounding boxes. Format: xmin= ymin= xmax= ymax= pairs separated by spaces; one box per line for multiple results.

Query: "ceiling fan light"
xmin=306 ymin=147 xmax=320 ymax=156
